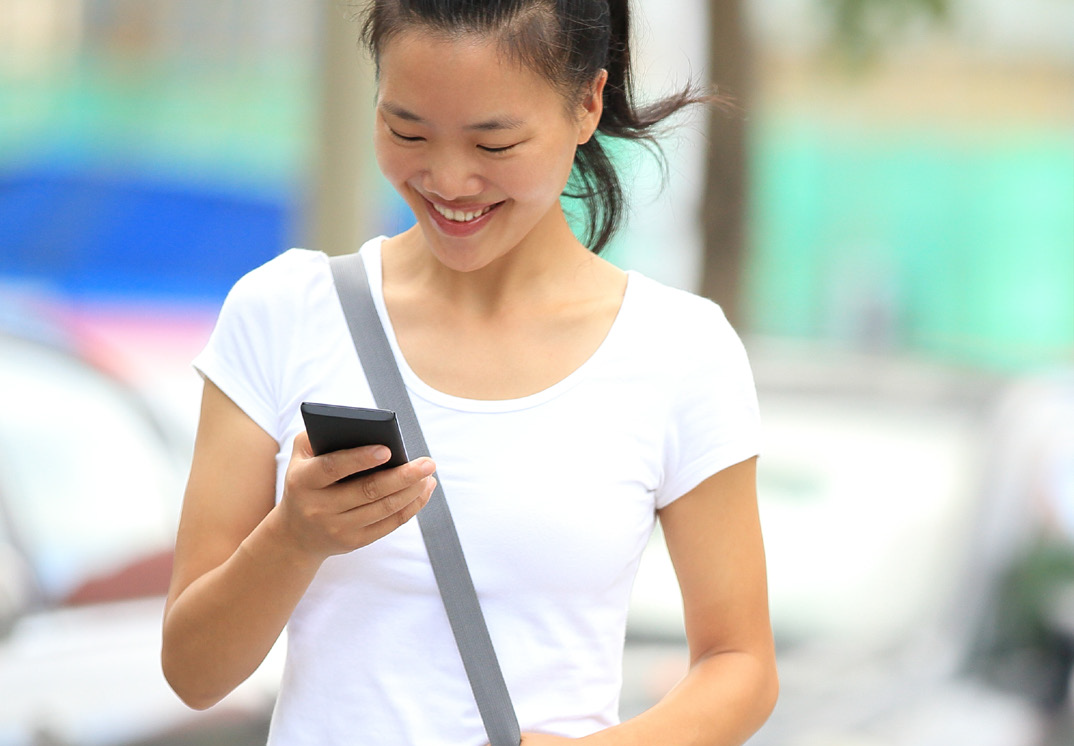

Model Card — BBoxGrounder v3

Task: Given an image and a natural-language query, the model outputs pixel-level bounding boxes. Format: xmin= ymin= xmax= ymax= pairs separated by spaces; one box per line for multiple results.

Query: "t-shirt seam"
xmin=656 ymin=442 xmax=761 ymax=509
xmin=193 ymin=352 xmax=279 ymax=442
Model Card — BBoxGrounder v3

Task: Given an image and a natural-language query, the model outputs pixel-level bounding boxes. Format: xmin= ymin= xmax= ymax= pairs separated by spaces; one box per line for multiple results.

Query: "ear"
xmin=577 ymin=69 xmax=608 ymax=145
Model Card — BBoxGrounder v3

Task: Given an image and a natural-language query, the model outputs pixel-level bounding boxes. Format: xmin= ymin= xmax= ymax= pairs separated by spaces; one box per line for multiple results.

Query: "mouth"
xmin=430 ymin=201 xmax=499 ymax=223
xmin=421 ymin=195 xmax=505 ymax=237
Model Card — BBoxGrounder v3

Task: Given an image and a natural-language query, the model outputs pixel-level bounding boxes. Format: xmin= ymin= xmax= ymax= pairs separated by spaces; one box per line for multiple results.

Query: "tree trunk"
xmin=700 ymin=0 xmax=751 ymax=325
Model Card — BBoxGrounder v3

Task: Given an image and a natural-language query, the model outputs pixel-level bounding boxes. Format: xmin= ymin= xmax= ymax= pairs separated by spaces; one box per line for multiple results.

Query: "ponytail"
xmin=569 ymin=0 xmax=722 ymax=253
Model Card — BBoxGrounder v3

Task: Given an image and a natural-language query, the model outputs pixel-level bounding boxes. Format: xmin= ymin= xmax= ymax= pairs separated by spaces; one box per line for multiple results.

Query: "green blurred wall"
xmin=747 ymin=117 xmax=1074 ymax=371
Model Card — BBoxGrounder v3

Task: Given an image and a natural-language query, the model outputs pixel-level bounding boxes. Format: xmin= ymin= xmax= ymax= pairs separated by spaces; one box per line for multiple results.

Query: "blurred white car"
xmin=0 ymin=307 xmax=281 ymax=746
xmin=623 ymin=340 xmax=1071 ymax=746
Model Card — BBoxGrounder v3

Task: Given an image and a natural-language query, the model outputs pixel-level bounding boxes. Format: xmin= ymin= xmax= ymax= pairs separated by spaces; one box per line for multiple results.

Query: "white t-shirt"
xmin=193 ymin=237 xmax=761 ymax=745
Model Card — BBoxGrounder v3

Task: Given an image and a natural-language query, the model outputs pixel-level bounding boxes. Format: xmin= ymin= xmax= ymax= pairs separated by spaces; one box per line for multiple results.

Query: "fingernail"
xmin=372 ymin=446 xmax=391 ymax=461
xmin=419 ymin=459 xmax=436 ymax=476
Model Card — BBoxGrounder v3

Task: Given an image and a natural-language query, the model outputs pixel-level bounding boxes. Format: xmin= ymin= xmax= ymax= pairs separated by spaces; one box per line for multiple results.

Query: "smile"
xmin=431 ymin=202 xmax=497 ymax=223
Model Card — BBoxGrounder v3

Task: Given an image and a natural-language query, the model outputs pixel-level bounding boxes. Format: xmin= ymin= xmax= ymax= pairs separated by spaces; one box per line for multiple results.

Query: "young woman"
xmin=162 ymin=1 xmax=778 ymax=744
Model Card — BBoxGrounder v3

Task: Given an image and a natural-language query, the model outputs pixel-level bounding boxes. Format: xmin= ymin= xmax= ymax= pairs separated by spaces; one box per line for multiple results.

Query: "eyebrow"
xmin=380 ymin=101 xmax=525 ymax=132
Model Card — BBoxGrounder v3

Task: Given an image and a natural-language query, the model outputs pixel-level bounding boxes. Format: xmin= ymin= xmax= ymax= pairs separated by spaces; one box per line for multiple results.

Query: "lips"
xmin=422 ymin=195 xmax=504 ymax=237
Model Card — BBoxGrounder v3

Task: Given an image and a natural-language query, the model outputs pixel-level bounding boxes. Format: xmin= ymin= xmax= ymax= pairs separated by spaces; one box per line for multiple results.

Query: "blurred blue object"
xmin=0 ymin=167 xmax=289 ymax=301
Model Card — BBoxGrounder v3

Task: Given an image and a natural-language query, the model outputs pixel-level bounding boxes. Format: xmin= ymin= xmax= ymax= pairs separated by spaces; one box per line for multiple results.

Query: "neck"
xmin=384 ymin=207 xmax=600 ymax=317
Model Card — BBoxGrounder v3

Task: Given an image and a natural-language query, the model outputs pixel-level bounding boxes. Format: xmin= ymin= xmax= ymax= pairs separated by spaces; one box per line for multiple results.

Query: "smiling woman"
xmin=372 ymin=30 xmax=596 ymax=265
xmin=161 ymin=2 xmax=777 ymax=745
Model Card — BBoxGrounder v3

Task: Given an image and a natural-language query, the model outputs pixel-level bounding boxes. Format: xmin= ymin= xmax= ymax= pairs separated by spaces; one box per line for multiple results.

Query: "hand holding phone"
xmin=280 ymin=402 xmax=432 ymax=558
xmin=300 ymin=402 xmax=410 ymax=480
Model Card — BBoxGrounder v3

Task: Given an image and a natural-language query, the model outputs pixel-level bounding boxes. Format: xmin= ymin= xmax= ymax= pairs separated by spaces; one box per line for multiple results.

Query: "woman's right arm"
xmin=161 ymin=380 xmax=435 ymax=709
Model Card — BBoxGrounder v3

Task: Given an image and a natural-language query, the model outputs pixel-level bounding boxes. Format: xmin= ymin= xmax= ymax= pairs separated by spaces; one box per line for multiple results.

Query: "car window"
xmin=0 ymin=335 xmax=182 ymax=601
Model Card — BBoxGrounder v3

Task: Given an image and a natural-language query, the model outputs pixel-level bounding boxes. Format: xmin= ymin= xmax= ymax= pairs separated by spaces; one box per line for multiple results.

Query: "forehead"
xmin=376 ymin=29 xmax=568 ymax=123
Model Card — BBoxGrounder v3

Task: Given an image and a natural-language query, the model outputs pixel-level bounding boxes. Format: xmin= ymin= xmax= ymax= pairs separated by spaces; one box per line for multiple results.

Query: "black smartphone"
xmin=300 ymin=402 xmax=409 ymax=479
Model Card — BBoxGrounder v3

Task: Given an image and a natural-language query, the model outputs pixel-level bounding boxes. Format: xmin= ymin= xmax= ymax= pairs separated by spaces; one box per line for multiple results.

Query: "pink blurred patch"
xmin=62 ymin=549 xmax=175 ymax=606
xmin=55 ymin=300 xmax=218 ymax=386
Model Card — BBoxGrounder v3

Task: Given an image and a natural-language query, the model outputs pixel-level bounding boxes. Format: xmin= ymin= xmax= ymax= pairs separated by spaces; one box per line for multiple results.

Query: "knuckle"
xmin=319 ymin=451 xmax=341 ymax=480
xmin=325 ymin=522 xmax=346 ymax=546
xmin=358 ymin=474 xmax=382 ymax=504
xmin=382 ymin=490 xmax=408 ymax=519
xmin=299 ymin=501 xmax=322 ymax=524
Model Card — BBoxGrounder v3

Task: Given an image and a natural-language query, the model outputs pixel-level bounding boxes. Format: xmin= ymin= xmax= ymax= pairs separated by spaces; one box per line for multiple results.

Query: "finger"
xmin=304 ymin=442 xmax=395 ymax=488
xmin=347 ymin=474 xmax=435 ymax=524
xmin=344 ymin=457 xmax=436 ymax=506
xmin=352 ymin=476 xmax=435 ymax=545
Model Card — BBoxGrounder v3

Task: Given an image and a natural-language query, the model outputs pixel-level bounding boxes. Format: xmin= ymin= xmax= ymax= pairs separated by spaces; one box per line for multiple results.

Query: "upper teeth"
xmin=433 ymin=203 xmax=493 ymax=222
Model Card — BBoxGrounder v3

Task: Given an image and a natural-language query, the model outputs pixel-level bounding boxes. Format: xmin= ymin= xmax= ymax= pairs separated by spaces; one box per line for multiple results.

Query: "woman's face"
xmin=373 ymin=29 xmax=603 ymax=273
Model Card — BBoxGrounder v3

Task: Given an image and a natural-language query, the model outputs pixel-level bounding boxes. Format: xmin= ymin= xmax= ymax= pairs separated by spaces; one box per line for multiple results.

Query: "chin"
xmin=413 ymin=214 xmax=531 ymax=273
xmin=423 ymin=234 xmax=511 ymax=274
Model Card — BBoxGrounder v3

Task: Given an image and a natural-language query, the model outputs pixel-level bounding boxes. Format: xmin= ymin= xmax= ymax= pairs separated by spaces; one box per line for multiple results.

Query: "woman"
xmin=162 ymin=1 xmax=778 ymax=744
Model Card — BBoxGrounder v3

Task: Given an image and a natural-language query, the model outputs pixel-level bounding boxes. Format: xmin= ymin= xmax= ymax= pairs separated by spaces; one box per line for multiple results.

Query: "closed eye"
xmin=388 ymin=127 xmax=424 ymax=143
xmin=478 ymin=143 xmax=518 ymax=154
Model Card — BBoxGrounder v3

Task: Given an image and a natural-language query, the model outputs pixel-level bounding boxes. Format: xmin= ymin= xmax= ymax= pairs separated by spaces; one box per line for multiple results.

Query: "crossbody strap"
xmin=330 ymin=252 xmax=521 ymax=746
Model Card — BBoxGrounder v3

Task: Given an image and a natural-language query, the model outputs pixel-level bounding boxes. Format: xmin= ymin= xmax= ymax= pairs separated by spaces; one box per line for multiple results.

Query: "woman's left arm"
xmin=522 ymin=456 xmax=778 ymax=746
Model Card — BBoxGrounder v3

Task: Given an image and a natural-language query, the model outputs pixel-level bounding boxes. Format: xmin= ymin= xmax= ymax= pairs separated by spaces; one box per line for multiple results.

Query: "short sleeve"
xmin=192 ymin=249 xmax=323 ymax=442
xmin=655 ymin=301 xmax=761 ymax=509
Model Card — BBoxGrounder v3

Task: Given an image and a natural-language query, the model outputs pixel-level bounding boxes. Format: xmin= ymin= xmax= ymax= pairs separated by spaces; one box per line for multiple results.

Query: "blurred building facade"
xmin=743 ymin=0 xmax=1074 ymax=371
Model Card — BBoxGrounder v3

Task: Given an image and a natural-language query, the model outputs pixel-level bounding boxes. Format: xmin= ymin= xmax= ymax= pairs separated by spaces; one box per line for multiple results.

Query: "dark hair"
xmin=359 ymin=0 xmax=717 ymax=254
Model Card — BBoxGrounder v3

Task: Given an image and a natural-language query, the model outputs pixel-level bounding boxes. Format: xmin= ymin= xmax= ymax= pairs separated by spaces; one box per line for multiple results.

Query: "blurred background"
xmin=0 ymin=0 xmax=1071 ymax=744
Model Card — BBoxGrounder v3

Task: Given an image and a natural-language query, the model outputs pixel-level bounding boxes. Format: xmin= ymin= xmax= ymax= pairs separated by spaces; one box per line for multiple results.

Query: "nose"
xmin=421 ymin=149 xmax=484 ymax=202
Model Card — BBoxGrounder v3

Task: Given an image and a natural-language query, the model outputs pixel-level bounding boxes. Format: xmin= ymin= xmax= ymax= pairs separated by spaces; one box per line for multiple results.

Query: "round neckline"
xmin=357 ymin=236 xmax=637 ymax=414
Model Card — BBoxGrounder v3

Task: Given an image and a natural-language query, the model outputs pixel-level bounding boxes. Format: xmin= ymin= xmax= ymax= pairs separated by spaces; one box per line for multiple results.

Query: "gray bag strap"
xmin=329 ymin=252 xmax=521 ymax=746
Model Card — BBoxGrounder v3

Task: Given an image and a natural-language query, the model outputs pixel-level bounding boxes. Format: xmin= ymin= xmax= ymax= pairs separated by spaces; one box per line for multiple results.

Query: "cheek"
xmin=373 ymin=135 xmax=413 ymax=190
xmin=500 ymin=149 xmax=578 ymax=205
